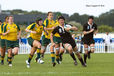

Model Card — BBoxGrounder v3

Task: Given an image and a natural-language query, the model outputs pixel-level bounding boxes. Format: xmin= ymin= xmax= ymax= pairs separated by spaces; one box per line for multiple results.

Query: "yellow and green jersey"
xmin=4 ymin=23 xmax=20 ymax=41
xmin=43 ymin=18 xmax=55 ymax=39
xmin=54 ymin=20 xmax=60 ymax=37
xmin=26 ymin=23 xmax=44 ymax=41
xmin=0 ymin=24 xmax=2 ymax=38
xmin=1 ymin=22 xmax=7 ymax=39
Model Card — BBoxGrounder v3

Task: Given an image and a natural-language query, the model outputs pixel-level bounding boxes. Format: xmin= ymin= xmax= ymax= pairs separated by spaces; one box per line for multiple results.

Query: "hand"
xmin=94 ymin=33 xmax=97 ymax=35
xmin=17 ymin=35 xmax=21 ymax=39
xmin=2 ymin=33 xmax=6 ymax=36
xmin=52 ymin=27 xmax=55 ymax=30
xmin=90 ymin=29 xmax=94 ymax=32
xmin=51 ymin=42 xmax=55 ymax=46
xmin=31 ymin=31 xmax=36 ymax=34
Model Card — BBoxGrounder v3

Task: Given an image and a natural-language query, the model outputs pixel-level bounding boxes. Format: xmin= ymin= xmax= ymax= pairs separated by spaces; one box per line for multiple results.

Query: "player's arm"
xmin=65 ymin=24 xmax=78 ymax=32
xmin=25 ymin=24 xmax=36 ymax=34
xmin=42 ymin=24 xmax=49 ymax=35
xmin=2 ymin=24 xmax=10 ymax=36
xmin=83 ymin=25 xmax=94 ymax=35
xmin=50 ymin=26 xmax=58 ymax=44
xmin=17 ymin=25 xmax=21 ymax=39
xmin=66 ymin=26 xmax=78 ymax=31
xmin=94 ymin=24 xmax=98 ymax=35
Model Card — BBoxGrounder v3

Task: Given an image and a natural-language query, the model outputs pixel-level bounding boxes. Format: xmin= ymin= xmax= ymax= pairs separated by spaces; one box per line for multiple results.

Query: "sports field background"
xmin=0 ymin=53 xmax=114 ymax=76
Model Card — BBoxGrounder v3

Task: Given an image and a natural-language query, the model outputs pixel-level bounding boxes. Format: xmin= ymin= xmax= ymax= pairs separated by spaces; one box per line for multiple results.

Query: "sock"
xmin=12 ymin=53 xmax=15 ymax=57
xmin=59 ymin=53 xmax=63 ymax=61
xmin=79 ymin=57 xmax=84 ymax=65
xmin=84 ymin=54 xmax=87 ymax=63
xmin=8 ymin=57 xmax=12 ymax=64
xmin=51 ymin=52 xmax=55 ymax=63
xmin=56 ymin=55 xmax=59 ymax=62
xmin=36 ymin=48 xmax=41 ymax=60
xmin=70 ymin=52 xmax=76 ymax=61
xmin=28 ymin=54 xmax=33 ymax=63
xmin=1 ymin=56 xmax=4 ymax=63
xmin=88 ymin=51 xmax=91 ymax=54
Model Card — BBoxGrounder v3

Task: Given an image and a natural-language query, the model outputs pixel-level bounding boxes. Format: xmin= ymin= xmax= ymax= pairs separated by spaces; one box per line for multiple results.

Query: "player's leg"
xmin=0 ymin=39 xmax=6 ymax=65
xmin=26 ymin=40 xmax=39 ymax=68
xmin=34 ymin=40 xmax=44 ymax=64
xmin=83 ymin=44 xmax=88 ymax=64
xmin=88 ymin=43 xmax=95 ymax=59
xmin=0 ymin=48 xmax=5 ymax=65
xmin=73 ymin=46 xmax=86 ymax=67
xmin=50 ymin=43 xmax=56 ymax=67
xmin=7 ymin=48 xmax=12 ymax=67
xmin=64 ymin=43 xmax=77 ymax=65
xmin=55 ymin=43 xmax=60 ymax=64
xmin=59 ymin=43 xmax=64 ymax=62
xmin=88 ymin=39 xmax=95 ymax=59
xmin=12 ymin=40 xmax=19 ymax=58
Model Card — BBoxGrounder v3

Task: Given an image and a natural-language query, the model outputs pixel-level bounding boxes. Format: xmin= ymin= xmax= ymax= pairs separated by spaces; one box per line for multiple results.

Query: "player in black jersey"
xmin=82 ymin=16 xmax=98 ymax=64
xmin=50 ymin=16 xmax=86 ymax=67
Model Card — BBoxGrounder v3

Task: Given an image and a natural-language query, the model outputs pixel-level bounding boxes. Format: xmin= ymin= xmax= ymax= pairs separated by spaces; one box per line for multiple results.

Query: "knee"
xmin=90 ymin=47 xmax=95 ymax=53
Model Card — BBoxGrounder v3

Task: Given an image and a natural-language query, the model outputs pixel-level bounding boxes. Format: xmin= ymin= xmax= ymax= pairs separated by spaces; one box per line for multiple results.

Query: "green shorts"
xmin=0 ymin=38 xmax=1 ymax=46
xmin=41 ymin=35 xmax=50 ymax=46
xmin=27 ymin=37 xmax=34 ymax=47
xmin=0 ymin=39 xmax=6 ymax=48
xmin=53 ymin=36 xmax=62 ymax=44
xmin=6 ymin=40 xmax=19 ymax=49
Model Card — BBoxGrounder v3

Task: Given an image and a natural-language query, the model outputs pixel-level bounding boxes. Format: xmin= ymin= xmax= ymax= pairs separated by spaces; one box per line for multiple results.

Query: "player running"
xmin=0 ymin=16 xmax=9 ymax=65
xmin=51 ymin=16 xmax=86 ymax=67
xmin=36 ymin=12 xmax=55 ymax=64
xmin=0 ymin=20 xmax=2 ymax=58
xmin=25 ymin=17 xmax=44 ymax=68
xmin=3 ymin=16 xmax=21 ymax=67
xmin=82 ymin=16 xmax=98 ymax=64
xmin=49 ymin=13 xmax=64 ymax=65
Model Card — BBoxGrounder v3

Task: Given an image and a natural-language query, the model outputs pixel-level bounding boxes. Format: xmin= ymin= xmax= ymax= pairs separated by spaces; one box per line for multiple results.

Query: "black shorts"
xmin=62 ymin=38 xmax=76 ymax=48
xmin=83 ymin=38 xmax=95 ymax=45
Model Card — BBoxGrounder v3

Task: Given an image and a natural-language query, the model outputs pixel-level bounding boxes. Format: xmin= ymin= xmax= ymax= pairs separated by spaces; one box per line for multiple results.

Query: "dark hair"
xmin=5 ymin=16 xmax=9 ymax=19
xmin=47 ymin=11 xmax=53 ymax=16
xmin=88 ymin=16 xmax=94 ymax=20
xmin=58 ymin=16 xmax=65 ymax=21
xmin=36 ymin=17 xmax=42 ymax=25
xmin=0 ymin=20 xmax=2 ymax=22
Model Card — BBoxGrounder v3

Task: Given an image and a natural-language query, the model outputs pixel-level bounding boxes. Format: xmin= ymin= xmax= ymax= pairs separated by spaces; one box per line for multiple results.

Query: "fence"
xmin=18 ymin=42 xmax=114 ymax=54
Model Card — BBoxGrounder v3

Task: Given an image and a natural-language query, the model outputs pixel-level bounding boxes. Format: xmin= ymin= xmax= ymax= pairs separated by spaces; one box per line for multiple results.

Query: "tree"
xmin=68 ymin=21 xmax=83 ymax=32
xmin=98 ymin=25 xmax=113 ymax=33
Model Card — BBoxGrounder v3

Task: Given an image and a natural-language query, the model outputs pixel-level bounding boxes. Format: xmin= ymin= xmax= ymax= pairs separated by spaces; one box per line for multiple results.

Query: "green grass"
xmin=0 ymin=53 xmax=114 ymax=76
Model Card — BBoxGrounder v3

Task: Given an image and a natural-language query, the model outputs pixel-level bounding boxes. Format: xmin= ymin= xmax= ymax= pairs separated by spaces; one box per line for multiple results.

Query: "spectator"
xmin=103 ymin=32 xmax=112 ymax=52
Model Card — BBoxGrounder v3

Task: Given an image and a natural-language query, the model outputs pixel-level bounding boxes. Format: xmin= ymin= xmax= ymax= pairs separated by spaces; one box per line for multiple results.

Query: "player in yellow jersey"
xmin=25 ymin=17 xmax=44 ymax=68
xmin=38 ymin=12 xmax=55 ymax=66
xmin=50 ymin=13 xmax=64 ymax=65
xmin=3 ymin=16 xmax=21 ymax=67
xmin=0 ymin=20 xmax=2 ymax=58
xmin=0 ymin=16 xmax=9 ymax=65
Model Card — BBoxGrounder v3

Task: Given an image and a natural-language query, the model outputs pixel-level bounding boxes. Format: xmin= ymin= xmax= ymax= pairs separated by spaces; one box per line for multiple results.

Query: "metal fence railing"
xmin=18 ymin=42 xmax=114 ymax=54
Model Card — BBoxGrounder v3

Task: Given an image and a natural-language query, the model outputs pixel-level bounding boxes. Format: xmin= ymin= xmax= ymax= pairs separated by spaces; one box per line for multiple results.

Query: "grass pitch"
xmin=0 ymin=53 xmax=114 ymax=76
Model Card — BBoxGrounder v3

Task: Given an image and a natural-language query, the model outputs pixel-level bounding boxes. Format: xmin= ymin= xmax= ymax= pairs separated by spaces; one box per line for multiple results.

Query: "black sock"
xmin=12 ymin=53 xmax=15 ymax=57
xmin=88 ymin=51 xmax=91 ymax=54
xmin=59 ymin=53 xmax=63 ymax=61
xmin=1 ymin=56 xmax=4 ymax=63
xmin=28 ymin=54 xmax=33 ymax=63
xmin=79 ymin=57 xmax=84 ymax=65
xmin=84 ymin=54 xmax=87 ymax=63
xmin=70 ymin=53 xmax=76 ymax=61
xmin=8 ymin=57 xmax=12 ymax=64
